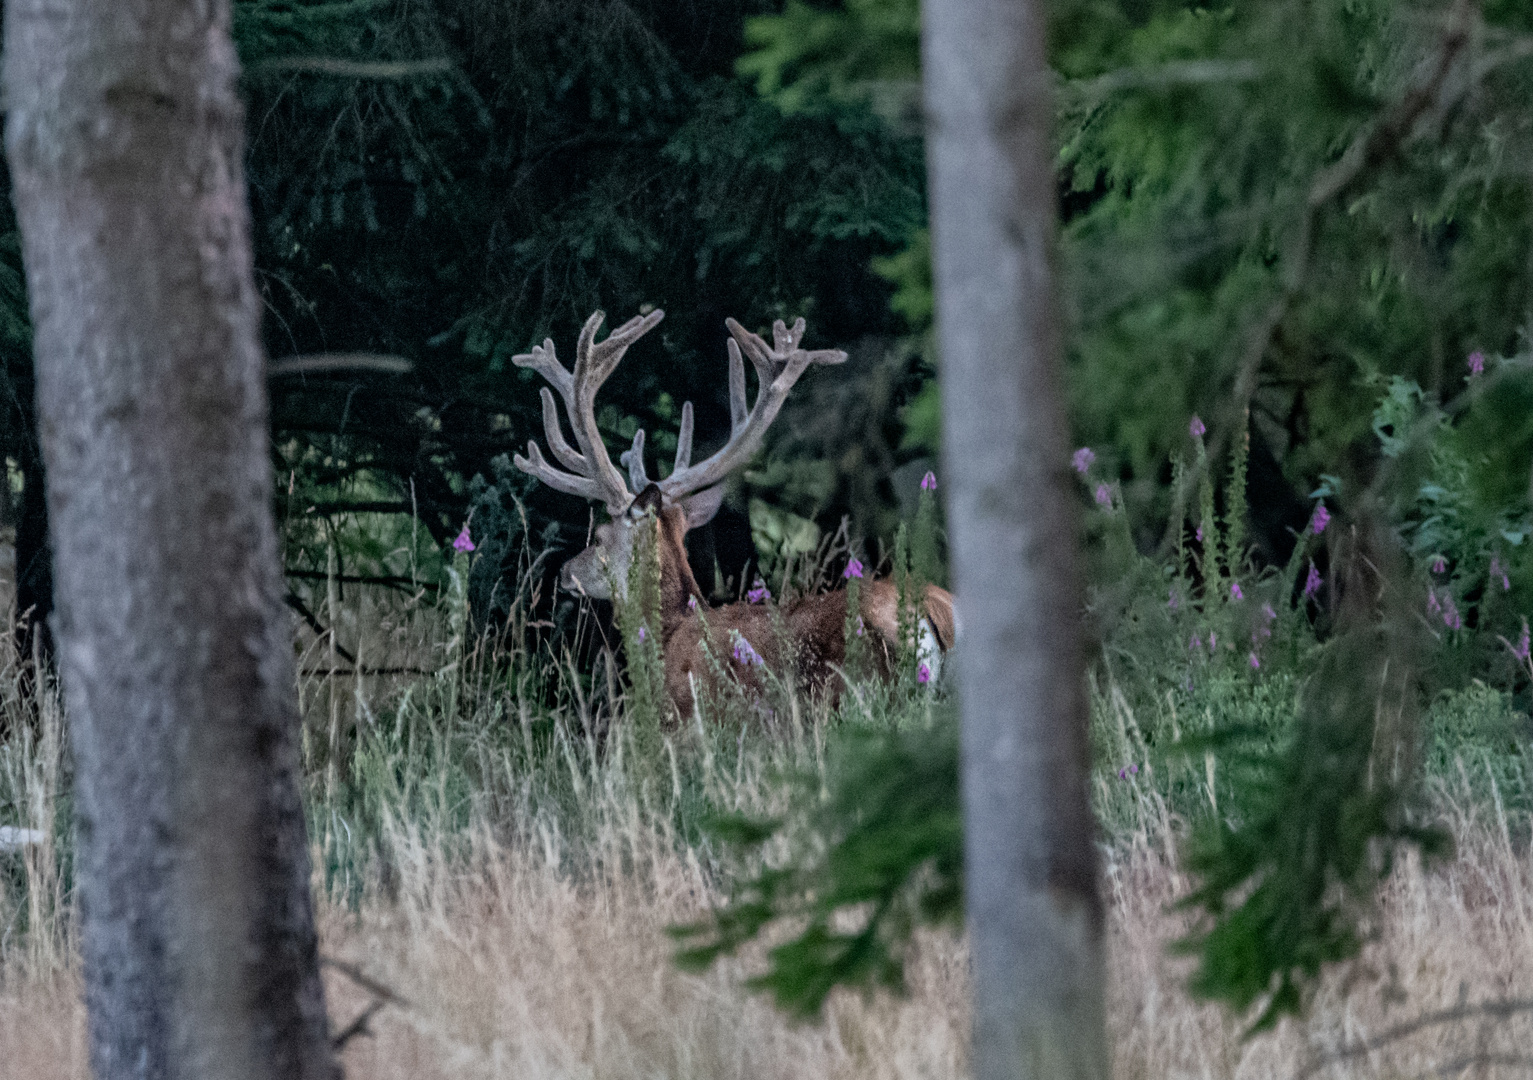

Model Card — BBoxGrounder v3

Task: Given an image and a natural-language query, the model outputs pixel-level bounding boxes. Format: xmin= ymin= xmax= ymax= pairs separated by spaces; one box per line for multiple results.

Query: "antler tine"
xmin=512 ymin=308 xmax=664 ymax=512
xmin=569 ymin=309 xmax=665 ymax=505
xmin=659 ymin=316 xmax=847 ymax=501
xmin=620 ymin=429 xmax=650 ymax=493
xmin=726 ymin=318 xmax=778 ymax=386
xmin=579 ymin=310 xmax=665 ymax=387
xmin=512 ymin=441 xmax=606 ymax=503
xmin=726 ymin=339 xmax=748 ymax=433
xmin=674 ymin=401 xmax=694 ymax=472
xmin=513 ymin=338 xmax=574 ymax=398
xmin=539 ymin=388 xmax=587 ymax=472
xmin=772 ymin=317 xmax=806 ymax=355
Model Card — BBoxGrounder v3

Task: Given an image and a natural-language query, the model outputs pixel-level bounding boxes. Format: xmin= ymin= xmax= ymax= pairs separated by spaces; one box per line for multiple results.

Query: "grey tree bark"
xmin=923 ymin=3 xmax=1110 ymax=1080
xmin=3 ymin=2 xmax=337 ymax=1077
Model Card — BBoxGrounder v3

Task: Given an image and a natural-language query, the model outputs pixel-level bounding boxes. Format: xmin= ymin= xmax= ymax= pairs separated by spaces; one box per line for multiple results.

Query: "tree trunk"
xmin=3 ymin=2 xmax=337 ymax=1077
xmin=922 ymin=3 xmax=1109 ymax=1080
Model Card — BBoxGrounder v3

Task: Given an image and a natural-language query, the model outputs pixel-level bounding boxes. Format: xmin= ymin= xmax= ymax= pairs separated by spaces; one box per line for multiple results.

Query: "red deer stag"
xmin=512 ymin=309 xmax=953 ymax=720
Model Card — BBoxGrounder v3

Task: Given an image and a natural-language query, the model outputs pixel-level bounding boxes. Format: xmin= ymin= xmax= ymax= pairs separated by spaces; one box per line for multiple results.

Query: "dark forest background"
xmin=8 ymin=0 xmax=1533 ymax=665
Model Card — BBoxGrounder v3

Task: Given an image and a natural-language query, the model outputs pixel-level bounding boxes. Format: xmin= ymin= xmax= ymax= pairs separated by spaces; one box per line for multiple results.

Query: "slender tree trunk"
xmin=3 ymin=2 xmax=336 ymax=1077
xmin=923 ymin=3 xmax=1109 ymax=1080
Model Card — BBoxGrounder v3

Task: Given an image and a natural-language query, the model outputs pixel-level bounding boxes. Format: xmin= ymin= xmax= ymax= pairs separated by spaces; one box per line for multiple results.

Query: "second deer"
xmin=513 ymin=308 xmax=953 ymax=720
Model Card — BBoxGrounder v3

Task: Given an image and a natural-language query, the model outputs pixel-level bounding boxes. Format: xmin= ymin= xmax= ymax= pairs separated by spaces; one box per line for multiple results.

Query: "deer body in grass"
xmin=512 ymin=308 xmax=953 ymax=720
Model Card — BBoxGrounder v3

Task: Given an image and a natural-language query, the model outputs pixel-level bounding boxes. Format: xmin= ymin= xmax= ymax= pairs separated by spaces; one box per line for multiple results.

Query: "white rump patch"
xmin=917 ymin=619 xmax=942 ymax=684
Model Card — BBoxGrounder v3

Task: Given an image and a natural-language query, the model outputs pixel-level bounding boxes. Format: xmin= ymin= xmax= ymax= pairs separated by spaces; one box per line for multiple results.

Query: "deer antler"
xmin=654 ymin=317 xmax=846 ymax=500
xmin=511 ymin=309 xmax=665 ymax=513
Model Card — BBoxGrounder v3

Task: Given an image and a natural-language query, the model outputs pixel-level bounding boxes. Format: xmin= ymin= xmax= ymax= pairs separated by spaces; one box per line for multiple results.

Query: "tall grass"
xmin=3 ymin=556 xmax=1533 ymax=1078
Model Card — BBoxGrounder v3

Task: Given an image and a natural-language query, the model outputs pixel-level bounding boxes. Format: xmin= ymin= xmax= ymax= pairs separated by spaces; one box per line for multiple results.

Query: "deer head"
xmin=511 ymin=309 xmax=847 ymax=602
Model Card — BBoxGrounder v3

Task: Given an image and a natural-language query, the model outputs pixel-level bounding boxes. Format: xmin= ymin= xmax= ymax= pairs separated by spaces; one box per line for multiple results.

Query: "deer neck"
xmin=655 ymin=507 xmax=704 ymax=640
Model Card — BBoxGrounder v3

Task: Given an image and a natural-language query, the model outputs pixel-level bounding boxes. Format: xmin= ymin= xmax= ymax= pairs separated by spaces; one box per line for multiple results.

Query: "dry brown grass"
xmin=3 ymin=565 xmax=1532 ymax=1079
xmin=3 ymin=798 xmax=1532 ymax=1080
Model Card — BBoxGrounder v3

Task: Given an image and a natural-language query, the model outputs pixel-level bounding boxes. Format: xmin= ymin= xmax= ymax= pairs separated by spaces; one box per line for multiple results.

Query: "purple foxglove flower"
xmin=1094 ymin=483 xmax=1112 ymax=508
xmin=746 ymin=579 xmax=771 ymax=604
xmin=917 ymin=662 xmax=932 ymax=684
xmin=1302 ymin=562 xmax=1322 ymax=599
xmin=1249 ymin=651 xmax=1260 ymax=670
xmin=1168 ymin=589 xmax=1180 ymax=611
xmin=1468 ymin=350 xmax=1486 ymax=376
xmin=843 ymin=558 xmax=864 ymax=580
xmin=452 ymin=524 xmax=475 ymax=553
xmin=920 ymin=470 xmax=938 ymax=492
xmin=1208 ymin=631 xmax=1217 ymax=652
xmin=1516 ymin=620 xmax=1531 ymax=662
xmin=1442 ymin=593 xmax=1462 ymax=631
xmin=1261 ymin=602 xmax=1277 ymax=621
xmin=1195 ymin=526 xmax=1204 ymax=543
xmin=687 ymin=596 xmax=698 ymax=612
xmin=1190 ymin=633 xmax=1203 ymax=652
xmin=1430 ymin=555 xmax=1447 ymax=574
xmin=637 ymin=626 xmax=647 ymax=642
xmin=1309 ymin=504 xmax=1330 ymax=535
xmin=731 ymin=632 xmax=765 ymax=667
xmin=856 ymin=617 xmax=865 ymax=637
xmin=1072 ymin=447 xmax=1095 ymax=475
xmin=1230 ymin=582 xmax=1244 ymax=600
xmin=1491 ymin=555 xmax=1510 ymax=592
xmin=1190 ymin=415 xmax=1206 ymax=439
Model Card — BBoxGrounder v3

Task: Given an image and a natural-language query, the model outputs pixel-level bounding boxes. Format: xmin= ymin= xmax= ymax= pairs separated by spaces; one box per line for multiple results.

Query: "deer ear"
xmin=630 ymin=483 xmax=664 ymax=517
xmin=680 ymin=484 xmax=726 ymax=531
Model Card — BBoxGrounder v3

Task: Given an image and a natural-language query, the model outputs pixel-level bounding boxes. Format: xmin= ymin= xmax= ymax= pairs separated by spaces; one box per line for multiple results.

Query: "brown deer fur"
xmin=642 ymin=495 xmax=954 ymax=721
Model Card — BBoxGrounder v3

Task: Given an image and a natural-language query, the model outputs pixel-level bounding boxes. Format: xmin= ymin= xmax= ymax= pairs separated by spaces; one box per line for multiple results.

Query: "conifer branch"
xmin=1222 ymin=0 xmax=1473 ymax=440
xmin=269 ymin=353 xmax=413 ymax=378
xmin=1162 ymin=0 xmax=1477 ymax=555
xmin=247 ymin=56 xmax=453 ymax=80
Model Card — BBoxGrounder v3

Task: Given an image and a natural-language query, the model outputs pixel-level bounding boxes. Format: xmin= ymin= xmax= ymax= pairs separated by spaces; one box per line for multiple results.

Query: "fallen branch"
xmin=301 ymin=501 xmax=417 ymax=518
xmin=248 ymin=57 xmax=453 ymax=81
xmin=300 ymin=666 xmax=434 ymax=677
xmin=321 ymin=955 xmax=412 ymax=1050
xmin=283 ymin=592 xmax=358 ymax=665
xmin=285 ymin=569 xmax=438 ymax=593
xmin=268 ymin=353 xmax=413 ymax=378
xmin=1296 ymin=997 xmax=1533 ymax=1080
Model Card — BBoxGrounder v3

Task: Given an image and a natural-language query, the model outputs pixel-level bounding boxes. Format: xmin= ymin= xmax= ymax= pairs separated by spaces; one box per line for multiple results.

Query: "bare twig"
xmin=1296 ymin=997 xmax=1533 ymax=1080
xmin=285 ymin=569 xmax=440 ymax=593
xmin=1424 ymin=1053 xmax=1533 ymax=1078
xmin=302 ymin=501 xmax=416 ymax=518
xmin=321 ymin=955 xmax=412 ymax=1006
xmin=248 ymin=57 xmax=453 ymax=81
xmin=283 ymin=592 xmax=358 ymax=665
xmin=1064 ymin=59 xmax=1264 ymax=102
xmin=300 ymin=666 xmax=434 ymax=677
xmin=268 ymin=353 xmax=413 ymax=378
xmin=321 ymin=955 xmax=412 ymax=1049
xmin=330 ymin=999 xmax=387 ymax=1050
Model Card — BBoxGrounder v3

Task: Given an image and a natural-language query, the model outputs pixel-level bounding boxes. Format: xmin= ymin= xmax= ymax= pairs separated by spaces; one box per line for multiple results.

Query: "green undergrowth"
xmin=4 ymin=461 xmax=1533 ymax=1023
